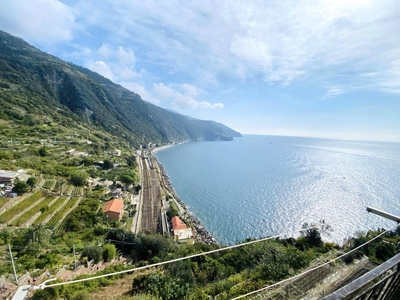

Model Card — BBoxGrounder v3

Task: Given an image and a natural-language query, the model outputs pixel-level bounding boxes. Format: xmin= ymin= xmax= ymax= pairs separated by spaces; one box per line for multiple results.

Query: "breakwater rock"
xmin=155 ymin=156 xmax=217 ymax=245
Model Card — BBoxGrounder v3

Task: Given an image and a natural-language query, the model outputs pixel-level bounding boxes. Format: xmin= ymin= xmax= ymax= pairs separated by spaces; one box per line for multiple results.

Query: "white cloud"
xmin=116 ymin=46 xmax=136 ymax=65
xmin=376 ymin=60 xmax=400 ymax=94
xmin=117 ymin=66 xmax=141 ymax=81
xmin=152 ymin=82 xmax=223 ymax=110
xmin=323 ymin=86 xmax=347 ymax=100
xmin=88 ymin=61 xmax=114 ymax=80
xmin=69 ymin=0 xmax=400 ymax=95
xmin=96 ymin=43 xmax=136 ymax=70
xmin=180 ymin=84 xmax=199 ymax=97
xmin=0 ymin=0 xmax=75 ymax=43
xmin=97 ymin=43 xmax=112 ymax=58
xmin=121 ymin=82 xmax=159 ymax=104
xmin=172 ymin=94 xmax=224 ymax=110
xmin=84 ymin=44 xmax=140 ymax=85
xmin=153 ymin=83 xmax=176 ymax=98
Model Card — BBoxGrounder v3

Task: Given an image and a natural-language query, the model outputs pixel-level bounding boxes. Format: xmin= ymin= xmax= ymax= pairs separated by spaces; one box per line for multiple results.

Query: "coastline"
xmin=151 ymin=139 xmax=190 ymax=154
xmin=151 ymin=145 xmax=218 ymax=245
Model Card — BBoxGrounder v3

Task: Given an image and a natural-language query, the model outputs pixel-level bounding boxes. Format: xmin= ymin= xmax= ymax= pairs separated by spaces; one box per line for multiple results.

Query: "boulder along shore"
xmin=152 ymin=153 xmax=217 ymax=245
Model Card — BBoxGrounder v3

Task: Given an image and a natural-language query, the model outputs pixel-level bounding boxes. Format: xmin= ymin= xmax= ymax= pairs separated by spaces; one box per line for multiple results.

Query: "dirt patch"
xmin=89 ymin=275 xmax=134 ymax=300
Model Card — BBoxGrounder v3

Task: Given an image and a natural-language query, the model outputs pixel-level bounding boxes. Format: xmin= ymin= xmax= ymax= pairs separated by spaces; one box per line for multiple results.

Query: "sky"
xmin=1 ymin=0 xmax=400 ymax=142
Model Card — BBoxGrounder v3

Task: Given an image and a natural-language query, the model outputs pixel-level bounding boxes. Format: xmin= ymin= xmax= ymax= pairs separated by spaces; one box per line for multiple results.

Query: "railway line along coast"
xmin=138 ymin=146 xmax=217 ymax=244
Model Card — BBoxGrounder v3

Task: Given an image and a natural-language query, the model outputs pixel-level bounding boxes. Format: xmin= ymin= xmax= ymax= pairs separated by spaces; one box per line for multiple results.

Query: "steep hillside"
xmin=0 ymin=30 xmax=240 ymax=146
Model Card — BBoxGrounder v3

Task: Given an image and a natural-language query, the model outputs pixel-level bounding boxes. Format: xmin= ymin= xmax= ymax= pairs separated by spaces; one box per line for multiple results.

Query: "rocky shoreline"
xmin=152 ymin=152 xmax=218 ymax=245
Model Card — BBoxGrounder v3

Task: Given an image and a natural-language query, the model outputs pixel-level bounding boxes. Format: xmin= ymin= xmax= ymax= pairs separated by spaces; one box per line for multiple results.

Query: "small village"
xmin=0 ymin=128 xmax=207 ymax=299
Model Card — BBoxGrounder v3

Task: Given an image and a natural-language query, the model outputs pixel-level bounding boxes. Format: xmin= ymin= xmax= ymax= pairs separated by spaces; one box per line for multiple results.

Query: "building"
xmin=102 ymin=199 xmax=124 ymax=221
xmin=171 ymin=216 xmax=194 ymax=244
xmin=0 ymin=171 xmax=18 ymax=183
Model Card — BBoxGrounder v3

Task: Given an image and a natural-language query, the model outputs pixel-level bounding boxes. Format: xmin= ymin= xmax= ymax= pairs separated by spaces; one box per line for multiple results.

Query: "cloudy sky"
xmin=1 ymin=0 xmax=400 ymax=142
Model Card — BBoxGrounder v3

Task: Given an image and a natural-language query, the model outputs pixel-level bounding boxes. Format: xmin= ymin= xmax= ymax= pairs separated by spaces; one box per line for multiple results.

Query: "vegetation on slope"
xmin=0 ymin=29 xmax=398 ymax=300
xmin=30 ymin=226 xmax=400 ymax=300
xmin=0 ymin=30 xmax=240 ymax=146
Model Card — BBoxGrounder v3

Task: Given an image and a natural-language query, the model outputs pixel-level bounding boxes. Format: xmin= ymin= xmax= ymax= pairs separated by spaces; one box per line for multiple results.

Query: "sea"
xmin=154 ymin=135 xmax=400 ymax=245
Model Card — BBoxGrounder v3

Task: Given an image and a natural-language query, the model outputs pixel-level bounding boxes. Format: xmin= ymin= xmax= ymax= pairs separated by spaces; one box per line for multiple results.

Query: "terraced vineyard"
xmin=11 ymin=195 xmax=56 ymax=226
xmin=42 ymin=179 xmax=56 ymax=190
xmin=0 ymin=191 xmax=45 ymax=223
xmin=71 ymin=187 xmax=83 ymax=197
xmin=64 ymin=185 xmax=74 ymax=195
xmin=48 ymin=197 xmax=81 ymax=231
xmin=33 ymin=196 xmax=69 ymax=225
xmin=52 ymin=180 xmax=66 ymax=194
xmin=0 ymin=197 xmax=10 ymax=210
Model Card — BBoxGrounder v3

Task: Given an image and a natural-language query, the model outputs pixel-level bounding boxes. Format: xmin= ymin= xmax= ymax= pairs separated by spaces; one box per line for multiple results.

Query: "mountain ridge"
xmin=0 ymin=30 xmax=241 ymax=147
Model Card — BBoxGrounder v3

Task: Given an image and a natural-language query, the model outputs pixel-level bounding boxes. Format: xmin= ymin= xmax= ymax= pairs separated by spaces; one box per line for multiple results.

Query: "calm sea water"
xmin=155 ymin=135 xmax=400 ymax=245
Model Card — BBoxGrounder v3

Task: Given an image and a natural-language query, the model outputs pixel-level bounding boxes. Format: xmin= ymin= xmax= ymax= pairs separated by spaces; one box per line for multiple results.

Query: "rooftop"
xmin=102 ymin=199 xmax=124 ymax=213
xmin=0 ymin=171 xmax=18 ymax=178
xmin=172 ymin=216 xmax=187 ymax=231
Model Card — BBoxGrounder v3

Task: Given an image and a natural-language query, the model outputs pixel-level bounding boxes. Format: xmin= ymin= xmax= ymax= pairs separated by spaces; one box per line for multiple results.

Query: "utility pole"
xmin=73 ymin=244 xmax=76 ymax=270
xmin=8 ymin=244 xmax=18 ymax=285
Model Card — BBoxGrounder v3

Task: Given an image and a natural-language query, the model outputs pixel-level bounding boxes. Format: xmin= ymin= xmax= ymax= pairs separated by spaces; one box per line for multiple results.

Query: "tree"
xmin=134 ymin=184 xmax=142 ymax=194
xmin=26 ymin=177 xmax=37 ymax=191
xmin=0 ymin=151 xmax=13 ymax=160
xmin=119 ymin=173 xmax=135 ymax=189
xmin=102 ymin=244 xmax=117 ymax=262
xmin=25 ymin=224 xmax=52 ymax=245
xmin=70 ymin=171 xmax=88 ymax=186
xmin=12 ymin=178 xmax=29 ymax=195
xmin=102 ymin=159 xmax=113 ymax=170
xmin=0 ymin=229 xmax=13 ymax=244
xmin=126 ymin=156 xmax=136 ymax=167
xmin=38 ymin=146 xmax=48 ymax=157
xmin=375 ymin=243 xmax=395 ymax=261
xmin=301 ymin=223 xmax=323 ymax=248
xmin=81 ymin=246 xmax=103 ymax=263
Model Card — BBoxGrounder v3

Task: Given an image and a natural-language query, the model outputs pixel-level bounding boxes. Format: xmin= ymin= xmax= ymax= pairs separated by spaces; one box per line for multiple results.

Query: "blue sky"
xmin=1 ymin=0 xmax=400 ymax=142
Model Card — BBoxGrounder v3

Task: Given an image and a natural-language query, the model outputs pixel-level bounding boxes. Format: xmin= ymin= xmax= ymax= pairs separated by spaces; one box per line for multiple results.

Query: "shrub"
xmin=102 ymin=244 xmax=117 ymax=262
xmin=12 ymin=178 xmax=29 ymax=195
xmin=70 ymin=171 xmax=88 ymax=186
xmin=81 ymin=246 xmax=103 ymax=263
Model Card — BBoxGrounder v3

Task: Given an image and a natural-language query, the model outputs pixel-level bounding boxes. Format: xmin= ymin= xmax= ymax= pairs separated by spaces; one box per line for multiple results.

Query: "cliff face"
xmin=0 ymin=30 xmax=241 ymax=146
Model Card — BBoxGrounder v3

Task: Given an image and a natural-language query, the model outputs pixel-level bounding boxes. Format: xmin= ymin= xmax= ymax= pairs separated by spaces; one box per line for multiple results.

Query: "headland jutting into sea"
xmin=151 ymin=145 xmax=217 ymax=245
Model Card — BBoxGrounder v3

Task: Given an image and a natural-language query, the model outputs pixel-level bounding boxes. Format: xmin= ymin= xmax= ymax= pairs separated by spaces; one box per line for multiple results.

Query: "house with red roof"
xmin=172 ymin=216 xmax=187 ymax=230
xmin=171 ymin=216 xmax=194 ymax=244
xmin=102 ymin=199 xmax=124 ymax=221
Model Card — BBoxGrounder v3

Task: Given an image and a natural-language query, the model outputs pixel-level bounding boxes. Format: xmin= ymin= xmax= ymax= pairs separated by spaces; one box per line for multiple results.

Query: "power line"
xmin=230 ymin=229 xmax=390 ymax=300
xmin=43 ymin=212 xmax=366 ymax=289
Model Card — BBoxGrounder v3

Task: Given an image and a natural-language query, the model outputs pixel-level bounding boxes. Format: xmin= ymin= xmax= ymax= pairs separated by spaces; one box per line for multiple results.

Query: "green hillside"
xmin=0 ymin=30 xmax=240 ymax=147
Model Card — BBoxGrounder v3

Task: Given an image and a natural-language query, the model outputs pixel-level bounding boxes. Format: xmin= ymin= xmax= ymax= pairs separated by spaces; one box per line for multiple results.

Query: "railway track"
xmin=140 ymin=151 xmax=162 ymax=233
